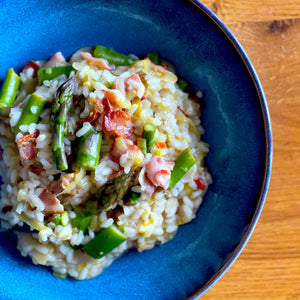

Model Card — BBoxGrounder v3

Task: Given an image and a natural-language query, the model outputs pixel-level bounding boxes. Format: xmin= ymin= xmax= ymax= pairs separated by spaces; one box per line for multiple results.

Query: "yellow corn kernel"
xmin=131 ymin=97 xmax=141 ymax=115
xmin=154 ymin=148 xmax=162 ymax=157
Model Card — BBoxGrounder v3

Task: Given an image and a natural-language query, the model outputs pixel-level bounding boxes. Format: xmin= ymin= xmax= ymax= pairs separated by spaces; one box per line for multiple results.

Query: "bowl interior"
xmin=0 ymin=0 xmax=271 ymax=299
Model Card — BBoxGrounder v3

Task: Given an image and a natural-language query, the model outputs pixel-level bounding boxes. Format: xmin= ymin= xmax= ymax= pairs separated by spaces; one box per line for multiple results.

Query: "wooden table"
xmin=198 ymin=1 xmax=300 ymax=299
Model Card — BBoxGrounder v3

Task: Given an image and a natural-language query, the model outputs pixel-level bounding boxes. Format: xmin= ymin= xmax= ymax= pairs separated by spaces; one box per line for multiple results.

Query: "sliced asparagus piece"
xmin=75 ymin=127 xmax=102 ymax=170
xmin=94 ymin=172 xmax=135 ymax=212
xmin=52 ymin=77 xmax=77 ymax=170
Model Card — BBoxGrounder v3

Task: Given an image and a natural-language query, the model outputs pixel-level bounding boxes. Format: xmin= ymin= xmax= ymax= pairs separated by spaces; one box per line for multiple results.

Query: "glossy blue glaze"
xmin=0 ymin=0 xmax=272 ymax=299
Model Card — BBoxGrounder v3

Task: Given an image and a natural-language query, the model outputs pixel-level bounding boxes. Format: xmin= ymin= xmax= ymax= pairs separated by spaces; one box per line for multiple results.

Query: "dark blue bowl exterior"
xmin=0 ymin=1 xmax=272 ymax=299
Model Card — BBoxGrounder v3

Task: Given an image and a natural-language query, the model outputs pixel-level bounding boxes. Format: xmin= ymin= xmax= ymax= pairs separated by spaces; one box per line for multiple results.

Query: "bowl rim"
xmin=184 ymin=1 xmax=273 ymax=298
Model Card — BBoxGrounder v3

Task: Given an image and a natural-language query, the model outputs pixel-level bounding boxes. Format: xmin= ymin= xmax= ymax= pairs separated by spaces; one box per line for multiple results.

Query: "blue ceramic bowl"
xmin=0 ymin=0 xmax=272 ymax=299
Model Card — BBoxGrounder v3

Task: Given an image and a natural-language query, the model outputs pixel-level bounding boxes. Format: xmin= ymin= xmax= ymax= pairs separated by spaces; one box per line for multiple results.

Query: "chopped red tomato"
xmin=141 ymin=95 xmax=146 ymax=101
xmin=22 ymin=60 xmax=40 ymax=78
xmin=194 ymin=177 xmax=206 ymax=190
xmin=17 ymin=130 xmax=39 ymax=161
xmin=39 ymin=189 xmax=64 ymax=217
xmin=156 ymin=142 xmax=167 ymax=149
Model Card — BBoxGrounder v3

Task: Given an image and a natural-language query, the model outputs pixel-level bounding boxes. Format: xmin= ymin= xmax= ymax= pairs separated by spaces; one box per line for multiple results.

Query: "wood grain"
xmin=201 ymin=0 xmax=300 ymax=23
xmin=197 ymin=3 xmax=300 ymax=300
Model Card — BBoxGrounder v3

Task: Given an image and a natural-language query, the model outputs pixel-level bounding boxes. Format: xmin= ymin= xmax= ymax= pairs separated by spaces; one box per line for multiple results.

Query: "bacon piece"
xmin=22 ymin=60 xmax=40 ymax=78
xmin=79 ymin=110 xmax=100 ymax=124
xmin=30 ymin=163 xmax=45 ymax=175
xmin=106 ymin=206 xmax=123 ymax=223
xmin=103 ymin=109 xmax=133 ymax=137
xmin=145 ymin=156 xmax=174 ymax=188
xmin=124 ymin=74 xmax=145 ymax=98
xmin=44 ymin=52 xmax=66 ymax=68
xmin=138 ymin=166 xmax=155 ymax=197
xmin=102 ymin=90 xmax=122 ymax=110
xmin=94 ymin=100 xmax=105 ymax=113
xmin=48 ymin=179 xmax=64 ymax=194
xmin=80 ymin=52 xmax=113 ymax=70
xmin=17 ymin=130 xmax=39 ymax=161
xmin=39 ymin=189 xmax=64 ymax=217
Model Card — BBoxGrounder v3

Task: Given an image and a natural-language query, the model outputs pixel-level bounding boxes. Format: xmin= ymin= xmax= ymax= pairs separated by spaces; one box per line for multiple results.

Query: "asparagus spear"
xmin=0 ymin=68 xmax=21 ymax=116
xmin=143 ymin=123 xmax=156 ymax=153
xmin=14 ymin=93 xmax=46 ymax=132
xmin=71 ymin=172 xmax=137 ymax=231
xmin=93 ymin=45 xmax=136 ymax=66
xmin=52 ymin=77 xmax=77 ymax=170
xmin=75 ymin=127 xmax=102 ymax=170
xmin=83 ymin=224 xmax=127 ymax=259
xmin=94 ymin=172 xmax=135 ymax=212
xmin=37 ymin=65 xmax=74 ymax=85
xmin=147 ymin=52 xmax=160 ymax=65
xmin=169 ymin=147 xmax=196 ymax=188
xmin=137 ymin=137 xmax=147 ymax=155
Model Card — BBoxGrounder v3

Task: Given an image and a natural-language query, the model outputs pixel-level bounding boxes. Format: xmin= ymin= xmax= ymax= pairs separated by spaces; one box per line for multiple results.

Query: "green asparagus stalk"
xmin=75 ymin=127 xmax=102 ymax=170
xmin=93 ymin=45 xmax=136 ymax=66
xmin=72 ymin=214 xmax=91 ymax=234
xmin=14 ymin=93 xmax=46 ymax=132
xmin=177 ymin=78 xmax=190 ymax=92
xmin=0 ymin=68 xmax=21 ymax=116
xmin=52 ymin=77 xmax=77 ymax=170
xmin=169 ymin=147 xmax=196 ymax=188
xmin=37 ymin=65 xmax=74 ymax=85
xmin=143 ymin=123 xmax=156 ymax=153
xmin=94 ymin=172 xmax=135 ymax=211
xmin=137 ymin=137 xmax=147 ymax=155
xmin=147 ymin=52 xmax=160 ymax=65
xmin=83 ymin=224 xmax=127 ymax=259
xmin=123 ymin=191 xmax=140 ymax=206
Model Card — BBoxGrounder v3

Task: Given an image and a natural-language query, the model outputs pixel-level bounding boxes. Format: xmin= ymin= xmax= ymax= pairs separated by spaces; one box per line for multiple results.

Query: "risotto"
xmin=0 ymin=46 xmax=211 ymax=280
